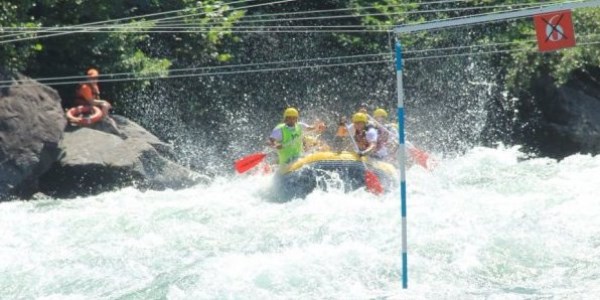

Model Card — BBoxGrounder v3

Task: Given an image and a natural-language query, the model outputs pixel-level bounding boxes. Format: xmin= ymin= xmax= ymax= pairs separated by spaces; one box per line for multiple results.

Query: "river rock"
xmin=0 ymin=71 xmax=66 ymax=200
xmin=510 ymin=68 xmax=600 ymax=158
xmin=38 ymin=116 xmax=209 ymax=198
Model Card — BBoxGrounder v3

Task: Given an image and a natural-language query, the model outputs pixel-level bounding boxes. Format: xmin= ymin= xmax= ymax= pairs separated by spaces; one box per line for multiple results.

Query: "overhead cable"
xmin=0 ymin=0 xmax=298 ymax=44
xmin=178 ymin=2 xmax=569 ymax=26
xmin=2 ymin=40 xmax=599 ymax=89
xmin=0 ymin=59 xmax=392 ymax=88
xmin=394 ymin=0 xmax=587 ymax=34
xmin=0 ymin=1 xmax=569 ymax=36
xmin=0 ymin=0 xmax=259 ymax=40
xmin=0 ymin=52 xmax=391 ymax=84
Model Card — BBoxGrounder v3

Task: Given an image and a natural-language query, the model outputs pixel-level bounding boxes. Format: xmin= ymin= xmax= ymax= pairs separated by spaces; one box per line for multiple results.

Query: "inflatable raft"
xmin=272 ymin=151 xmax=398 ymax=201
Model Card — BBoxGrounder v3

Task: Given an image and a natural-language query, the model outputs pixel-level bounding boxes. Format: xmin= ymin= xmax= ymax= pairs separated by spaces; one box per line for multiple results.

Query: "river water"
xmin=1 ymin=146 xmax=599 ymax=299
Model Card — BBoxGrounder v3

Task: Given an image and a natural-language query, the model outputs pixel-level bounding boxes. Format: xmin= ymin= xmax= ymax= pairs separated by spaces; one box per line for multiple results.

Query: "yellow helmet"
xmin=374 ymin=108 xmax=388 ymax=118
xmin=283 ymin=107 xmax=299 ymax=118
xmin=352 ymin=112 xmax=368 ymax=123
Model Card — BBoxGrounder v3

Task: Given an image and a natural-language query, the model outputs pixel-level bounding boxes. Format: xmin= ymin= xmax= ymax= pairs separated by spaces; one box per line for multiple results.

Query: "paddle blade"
xmin=235 ymin=153 xmax=267 ymax=174
xmin=365 ymin=170 xmax=384 ymax=195
xmin=408 ymin=147 xmax=430 ymax=169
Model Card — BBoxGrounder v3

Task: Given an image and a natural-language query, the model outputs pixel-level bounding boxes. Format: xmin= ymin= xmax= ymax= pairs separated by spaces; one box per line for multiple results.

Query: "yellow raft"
xmin=273 ymin=151 xmax=398 ymax=200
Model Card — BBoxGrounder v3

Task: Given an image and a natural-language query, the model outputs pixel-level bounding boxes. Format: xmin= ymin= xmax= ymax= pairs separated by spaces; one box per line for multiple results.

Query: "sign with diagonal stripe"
xmin=534 ymin=10 xmax=577 ymax=52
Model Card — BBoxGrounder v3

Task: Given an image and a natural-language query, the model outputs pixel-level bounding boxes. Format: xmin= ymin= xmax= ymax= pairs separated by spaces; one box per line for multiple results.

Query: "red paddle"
xmin=408 ymin=146 xmax=430 ymax=170
xmin=234 ymin=152 xmax=267 ymax=174
xmin=365 ymin=169 xmax=384 ymax=195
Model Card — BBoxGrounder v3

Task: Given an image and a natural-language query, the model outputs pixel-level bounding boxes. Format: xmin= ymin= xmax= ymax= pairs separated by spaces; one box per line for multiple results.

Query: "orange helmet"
xmin=86 ymin=68 xmax=99 ymax=78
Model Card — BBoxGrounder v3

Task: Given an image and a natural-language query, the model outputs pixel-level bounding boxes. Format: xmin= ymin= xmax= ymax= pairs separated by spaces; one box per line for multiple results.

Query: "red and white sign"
xmin=534 ymin=10 xmax=576 ymax=52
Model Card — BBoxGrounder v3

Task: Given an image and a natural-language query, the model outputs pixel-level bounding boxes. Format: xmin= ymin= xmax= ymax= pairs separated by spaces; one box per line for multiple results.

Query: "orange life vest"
xmin=75 ymin=83 xmax=100 ymax=106
xmin=335 ymin=125 xmax=348 ymax=137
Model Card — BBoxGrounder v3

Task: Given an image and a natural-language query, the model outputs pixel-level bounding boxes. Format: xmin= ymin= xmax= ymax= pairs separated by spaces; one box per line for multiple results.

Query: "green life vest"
xmin=276 ymin=123 xmax=303 ymax=165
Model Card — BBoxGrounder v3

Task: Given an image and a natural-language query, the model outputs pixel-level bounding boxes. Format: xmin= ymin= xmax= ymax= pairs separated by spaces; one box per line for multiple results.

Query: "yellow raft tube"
xmin=273 ymin=151 xmax=399 ymax=201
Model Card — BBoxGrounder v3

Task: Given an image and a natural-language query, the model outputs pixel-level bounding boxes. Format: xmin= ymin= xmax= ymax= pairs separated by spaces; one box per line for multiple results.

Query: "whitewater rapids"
xmin=1 ymin=146 xmax=599 ymax=299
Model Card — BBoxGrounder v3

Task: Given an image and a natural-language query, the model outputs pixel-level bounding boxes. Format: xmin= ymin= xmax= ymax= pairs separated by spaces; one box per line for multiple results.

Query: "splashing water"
xmin=1 ymin=146 xmax=599 ymax=299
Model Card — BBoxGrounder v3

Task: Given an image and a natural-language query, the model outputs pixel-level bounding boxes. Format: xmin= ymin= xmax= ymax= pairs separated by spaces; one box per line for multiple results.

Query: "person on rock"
xmin=74 ymin=68 xmax=112 ymax=117
xmin=71 ymin=68 xmax=123 ymax=137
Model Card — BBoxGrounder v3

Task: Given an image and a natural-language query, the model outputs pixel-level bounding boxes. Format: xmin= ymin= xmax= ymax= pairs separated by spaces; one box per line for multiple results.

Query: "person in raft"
xmin=268 ymin=107 xmax=325 ymax=167
xmin=371 ymin=108 xmax=396 ymax=159
xmin=351 ymin=112 xmax=382 ymax=158
xmin=342 ymin=102 xmax=375 ymax=135
xmin=370 ymin=107 xmax=431 ymax=168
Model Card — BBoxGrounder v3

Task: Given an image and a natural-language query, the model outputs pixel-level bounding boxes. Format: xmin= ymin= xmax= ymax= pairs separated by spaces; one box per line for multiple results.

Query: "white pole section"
xmin=394 ymin=0 xmax=600 ymax=34
xmin=395 ymin=41 xmax=408 ymax=289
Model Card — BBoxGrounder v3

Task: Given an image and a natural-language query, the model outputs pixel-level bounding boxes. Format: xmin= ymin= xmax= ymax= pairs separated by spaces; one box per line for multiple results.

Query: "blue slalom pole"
xmin=395 ymin=41 xmax=408 ymax=289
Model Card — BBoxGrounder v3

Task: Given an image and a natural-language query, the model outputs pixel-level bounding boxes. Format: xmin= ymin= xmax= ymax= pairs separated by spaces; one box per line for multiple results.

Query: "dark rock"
xmin=38 ymin=116 xmax=209 ymax=198
xmin=483 ymin=67 xmax=600 ymax=159
xmin=111 ymin=115 xmax=176 ymax=159
xmin=0 ymin=71 xmax=66 ymax=200
xmin=512 ymin=68 xmax=600 ymax=158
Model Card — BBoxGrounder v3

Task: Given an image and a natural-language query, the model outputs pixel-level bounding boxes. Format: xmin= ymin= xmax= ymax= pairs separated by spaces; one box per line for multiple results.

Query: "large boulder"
xmin=38 ymin=116 xmax=209 ymax=198
xmin=509 ymin=68 xmax=600 ymax=158
xmin=0 ymin=71 xmax=66 ymax=199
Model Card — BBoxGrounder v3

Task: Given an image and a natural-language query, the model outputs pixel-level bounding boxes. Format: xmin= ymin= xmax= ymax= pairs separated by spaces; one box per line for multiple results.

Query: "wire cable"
xmin=0 ymin=39 xmax=540 ymax=84
xmin=0 ymin=0 xmax=259 ymax=40
xmin=0 ymin=52 xmax=391 ymax=84
xmin=1 ymin=29 xmax=393 ymax=34
xmin=0 ymin=3 xmax=567 ymax=36
xmin=3 ymin=32 xmax=600 ymax=85
xmin=144 ymin=0 xmax=472 ymax=25
xmin=1 ymin=1 xmax=569 ymax=35
xmin=394 ymin=0 xmax=587 ymax=35
xmin=2 ymin=40 xmax=599 ymax=89
xmin=0 ymin=59 xmax=393 ymax=88
xmin=159 ymin=0 xmax=573 ymax=25
xmin=0 ymin=0 xmax=298 ymax=44
xmin=185 ymin=2 xmax=568 ymax=26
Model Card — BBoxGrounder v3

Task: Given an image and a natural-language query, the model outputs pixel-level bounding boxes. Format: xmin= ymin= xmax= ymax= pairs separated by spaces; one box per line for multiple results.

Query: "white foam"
xmin=0 ymin=146 xmax=598 ymax=298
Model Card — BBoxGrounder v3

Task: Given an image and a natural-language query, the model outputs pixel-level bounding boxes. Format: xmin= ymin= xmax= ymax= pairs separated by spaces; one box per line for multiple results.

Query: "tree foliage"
xmin=1 ymin=0 xmax=242 ymax=106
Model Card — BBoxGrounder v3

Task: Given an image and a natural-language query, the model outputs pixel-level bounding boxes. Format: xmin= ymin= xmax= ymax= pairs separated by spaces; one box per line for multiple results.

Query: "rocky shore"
xmin=1 ymin=71 xmax=208 ymax=200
